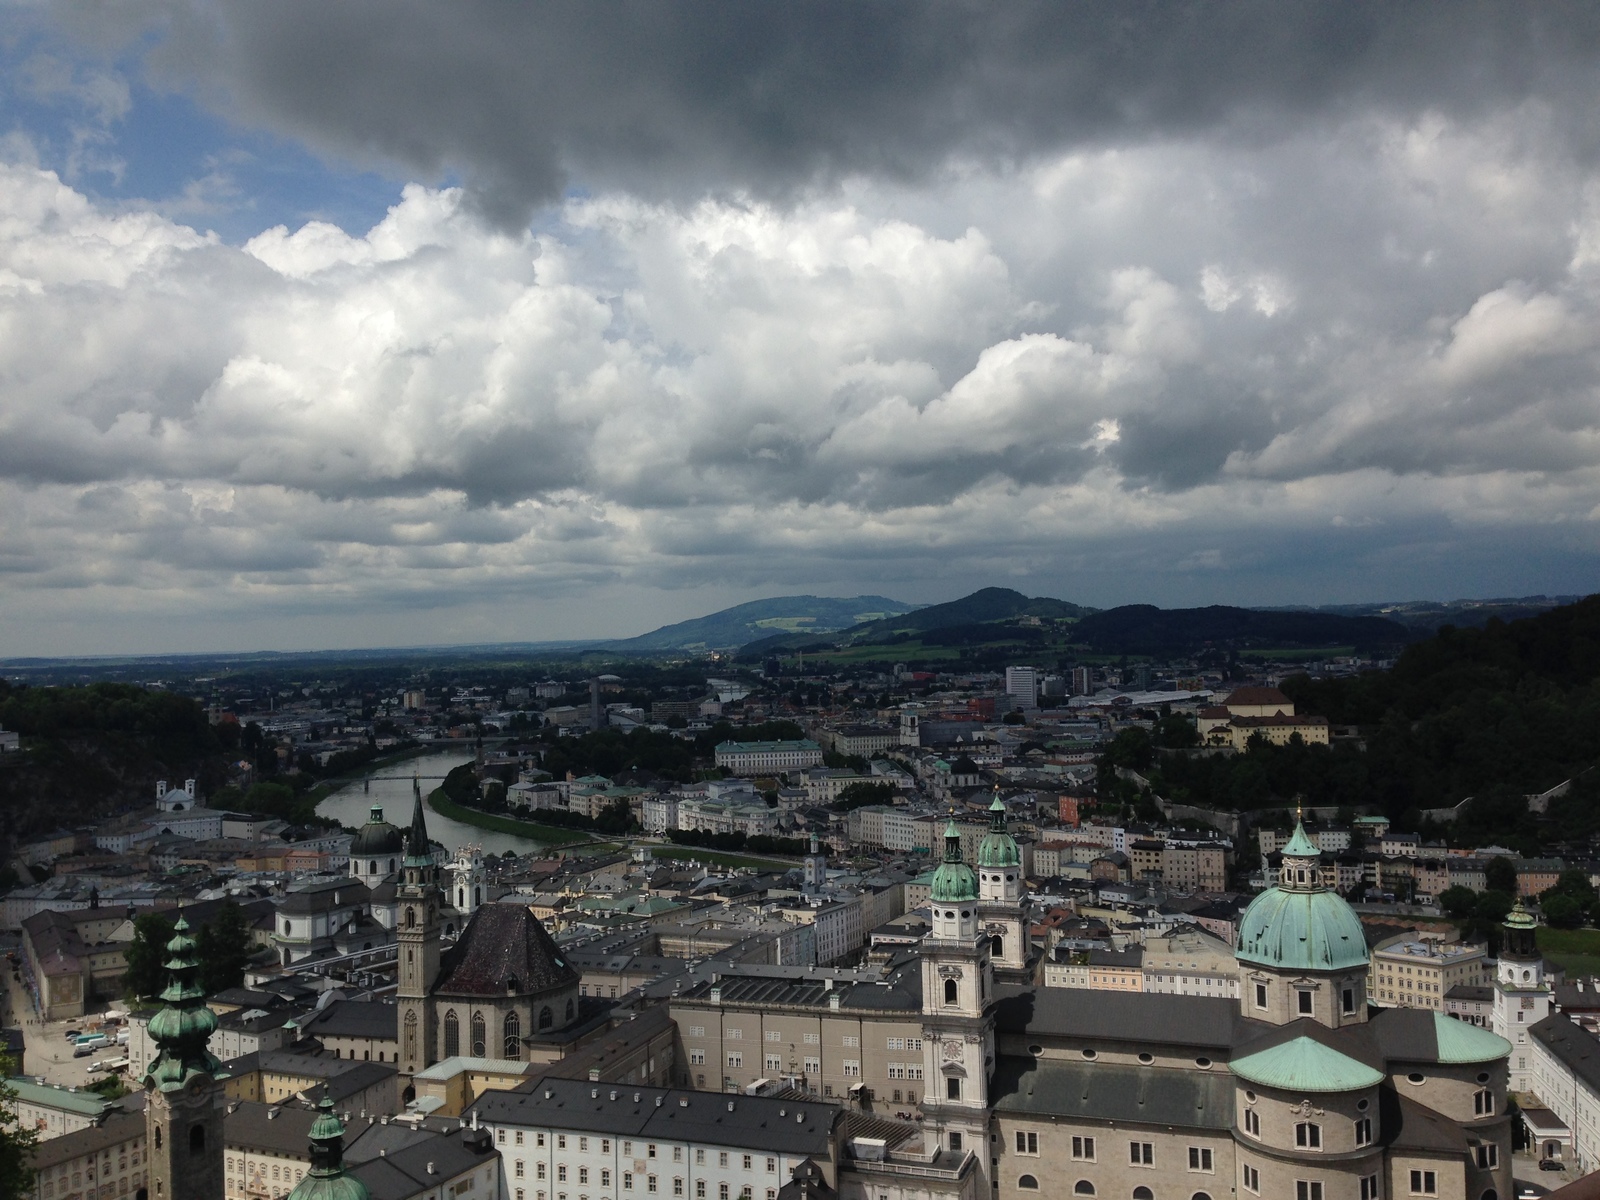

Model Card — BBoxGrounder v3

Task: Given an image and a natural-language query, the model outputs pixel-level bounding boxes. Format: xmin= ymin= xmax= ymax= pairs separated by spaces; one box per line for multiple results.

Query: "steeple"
xmin=397 ymin=775 xmax=442 ymax=1080
xmin=405 ymin=775 xmax=432 ymax=865
xmin=1277 ymin=820 xmax=1323 ymax=892
xmin=143 ymin=915 xmax=225 ymax=1200
xmin=288 ymin=1090 xmax=371 ymax=1200
xmin=144 ymin=916 xmax=221 ymax=1089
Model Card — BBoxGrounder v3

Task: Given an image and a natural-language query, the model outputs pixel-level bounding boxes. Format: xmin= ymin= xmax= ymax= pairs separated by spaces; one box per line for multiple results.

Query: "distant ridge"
xmin=601 ymin=594 xmax=920 ymax=652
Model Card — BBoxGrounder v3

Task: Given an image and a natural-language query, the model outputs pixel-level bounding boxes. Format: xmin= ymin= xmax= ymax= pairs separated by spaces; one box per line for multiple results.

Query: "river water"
xmin=314 ymin=748 xmax=553 ymax=857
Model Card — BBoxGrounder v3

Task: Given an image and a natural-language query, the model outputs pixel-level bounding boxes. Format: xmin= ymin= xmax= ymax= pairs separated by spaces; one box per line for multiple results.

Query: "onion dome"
xmin=349 ymin=804 xmax=404 ymax=857
xmin=1502 ymin=897 xmax=1540 ymax=961
xmin=143 ymin=916 xmax=222 ymax=1092
xmin=930 ymin=820 xmax=979 ymax=903
xmin=287 ymin=1091 xmax=372 ymax=1200
xmin=1237 ymin=821 xmax=1368 ymax=972
xmin=976 ymin=789 xmax=1021 ymax=869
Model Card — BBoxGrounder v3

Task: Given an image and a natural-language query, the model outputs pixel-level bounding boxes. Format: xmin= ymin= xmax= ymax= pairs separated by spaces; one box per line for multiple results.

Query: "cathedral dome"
xmin=349 ymin=804 xmax=405 ymax=857
xmin=1237 ymin=821 xmax=1367 ymax=972
xmin=930 ymin=820 xmax=979 ymax=903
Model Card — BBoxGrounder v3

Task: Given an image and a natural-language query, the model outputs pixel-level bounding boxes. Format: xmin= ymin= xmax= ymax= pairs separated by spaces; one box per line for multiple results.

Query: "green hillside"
xmin=603 ymin=594 xmax=919 ymax=652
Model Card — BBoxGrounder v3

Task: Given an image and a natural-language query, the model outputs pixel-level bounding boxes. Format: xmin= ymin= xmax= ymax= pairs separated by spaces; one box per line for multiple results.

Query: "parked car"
xmin=1540 ymin=1159 xmax=1564 ymax=1171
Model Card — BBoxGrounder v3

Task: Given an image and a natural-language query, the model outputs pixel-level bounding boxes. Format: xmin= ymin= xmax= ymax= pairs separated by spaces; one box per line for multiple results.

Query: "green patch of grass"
xmin=426 ymin=789 xmax=597 ymax=846
xmin=1536 ymin=927 xmax=1600 ymax=976
xmin=1237 ymin=646 xmax=1356 ymax=661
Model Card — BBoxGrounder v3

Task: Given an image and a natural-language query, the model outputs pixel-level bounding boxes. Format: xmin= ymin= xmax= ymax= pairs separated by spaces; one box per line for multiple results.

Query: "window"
xmin=517 ymin=1163 xmax=527 ymax=1179
xmin=1297 ymin=1185 xmax=1324 ymax=1200
xmin=648 ymin=1177 xmax=658 ymax=1194
xmin=803 ymin=1057 xmax=820 ymax=1074
xmin=539 ymin=1165 xmax=548 ymax=1180
xmin=1188 ymin=1147 xmax=1213 ymax=1172
xmin=672 ymin=1148 xmax=682 ymax=1164
xmin=1072 ymin=1184 xmax=1095 ymax=1197
xmin=504 ymin=1011 xmax=521 ymax=1059
xmin=580 ymin=1170 xmax=589 ymax=1185
xmin=804 ymin=1033 xmax=819 ymax=1044
xmin=720 ymin=1186 xmax=730 ymax=1200
xmin=1242 ymin=1165 xmax=1260 ymax=1195
xmin=444 ymin=1010 xmax=460 ymax=1058
xmin=471 ymin=1012 xmax=486 ymax=1057
xmin=1361 ymin=1176 xmax=1380 ymax=1200
xmin=843 ymin=1061 xmax=861 ymax=1077
xmin=1243 ymin=1108 xmax=1260 ymax=1137
xmin=946 ymin=1078 xmax=961 ymax=1101
xmin=1355 ymin=1117 xmax=1372 ymax=1146
xmin=690 ymin=1051 xmax=705 ymax=1065
xmin=1017 ymin=1178 xmax=1038 ymax=1191
xmin=1295 ymin=1123 xmax=1322 ymax=1149
xmin=949 ymin=1133 xmax=962 ymax=1152
xmin=696 ymin=1185 xmax=705 ymax=1199
xmin=648 ymin=1146 xmax=658 ymax=1160
xmin=1014 ymin=1132 xmax=1038 ymax=1155
xmin=1129 ymin=1142 xmax=1153 ymax=1166
xmin=743 ymin=1157 xmax=752 ymax=1171
xmin=674 ymin=1181 xmax=683 ymax=1197
xmin=765 ymin=1030 xmax=781 ymax=1041
xmin=1254 ymin=983 xmax=1268 ymax=1009
xmin=559 ymin=1168 xmax=568 ymax=1183
xmin=695 ymin=1151 xmax=705 ymax=1166
xmin=719 ymin=1154 xmax=729 ymax=1169
xmin=604 ymin=1173 xmax=613 ymax=1187
xmin=944 ymin=979 xmax=958 ymax=1005
xmin=1409 ymin=1173 xmax=1436 ymax=1196
xmin=559 ymin=1137 xmax=567 ymax=1150
xmin=727 ymin=1053 xmax=743 ymax=1068
xmin=1070 ymin=1136 xmax=1095 ymax=1161
xmin=1474 ymin=1144 xmax=1498 ymax=1170
xmin=727 ymin=1029 xmax=743 ymax=1040
xmin=1298 ymin=990 xmax=1314 ymax=1015
xmin=1474 ymin=1089 xmax=1494 ymax=1116
xmin=1133 ymin=1191 xmax=1153 ymax=1200
xmin=541 ymin=1006 xmax=554 ymax=1030
xmin=765 ymin=1056 xmax=781 ymax=1072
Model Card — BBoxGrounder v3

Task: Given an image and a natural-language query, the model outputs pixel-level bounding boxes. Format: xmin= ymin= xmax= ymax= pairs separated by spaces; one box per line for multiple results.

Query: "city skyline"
xmin=5 ymin=6 xmax=1600 ymax=655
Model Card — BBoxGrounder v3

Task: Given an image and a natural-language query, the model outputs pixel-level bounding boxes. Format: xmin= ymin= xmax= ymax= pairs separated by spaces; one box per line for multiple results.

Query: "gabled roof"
xmin=432 ymin=903 xmax=579 ymax=998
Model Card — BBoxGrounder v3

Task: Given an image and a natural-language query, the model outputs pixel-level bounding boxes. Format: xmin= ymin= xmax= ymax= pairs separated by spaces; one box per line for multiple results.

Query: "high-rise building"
xmin=1070 ymin=665 xmax=1093 ymax=696
xmin=1004 ymin=666 xmax=1038 ymax=709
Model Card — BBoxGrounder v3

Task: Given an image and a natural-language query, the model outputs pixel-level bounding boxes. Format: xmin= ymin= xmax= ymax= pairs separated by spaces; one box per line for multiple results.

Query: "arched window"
xmin=1072 ymin=1184 xmax=1095 ymax=1197
xmin=389 ymin=857 xmax=396 ymax=872
xmin=404 ymin=1009 xmax=417 ymax=1062
xmin=369 ymin=860 xmax=377 ymax=873
xmin=154 ymin=1128 xmax=162 ymax=1149
xmin=1295 ymin=1122 xmax=1321 ymax=1149
xmin=444 ymin=1009 xmax=460 ymax=1058
xmin=566 ymin=999 xmax=574 ymax=1022
xmin=189 ymin=1124 xmax=205 ymax=1155
xmin=458 ymin=888 xmax=466 ymax=907
xmin=1480 ymin=1191 xmax=1498 ymax=1200
xmin=504 ymin=1011 xmax=521 ymax=1059
xmin=476 ymin=885 xmax=483 ymax=905
xmin=944 ymin=978 xmax=958 ymax=1005
xmin=404 ymin=907 xmax=415 ymax=928
xmin=1191 ymin=1193 xmax=1213 ymax=1200
xmin=991 ymin=935 xmax=1004 ymax=957
xmin=1134 ymin=1190 xmax=1153 ymax=1200
xmin=540 ymin=1005 xmax=553 ymax=1030
xmin=471 ymin=1012 xmax=487 ymax=1057
xmin=1017 ymin=1177 xmax=1038 ymax=1190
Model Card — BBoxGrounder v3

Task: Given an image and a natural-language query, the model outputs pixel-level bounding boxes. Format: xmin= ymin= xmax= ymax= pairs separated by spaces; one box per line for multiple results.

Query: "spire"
xmin=289 ymin=1089 xmax=372 ymax=1200
xmin=143 ymin=916 xmax=221 ymax=1091
xmin=943 ymin=819 xmax=963 ymax=863
xmin=988 ymin=784 xmax=1007 ymax=831
xmin=404 ymin=779 xmax=431 ymax=865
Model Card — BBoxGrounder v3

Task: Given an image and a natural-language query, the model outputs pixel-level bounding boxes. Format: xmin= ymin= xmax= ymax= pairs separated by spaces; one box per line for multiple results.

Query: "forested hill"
xmin=1118 ymin=594 xmax=1600 ymax=851
xmin=0 ymin=682 xmax=233 ymax=849
xmin=1072 ymin=604 xmax=1414 ymax=655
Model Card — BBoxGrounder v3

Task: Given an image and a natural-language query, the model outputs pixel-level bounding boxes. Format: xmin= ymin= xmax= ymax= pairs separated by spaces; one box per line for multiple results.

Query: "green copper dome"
xmin=930 ymin=820 xmax=979 ymax=903
xmin=976 ymin=791 xmax=1021 ymax=869
xmin=1230 ymin=1036 xmax=1384 ymax=1093
xmin=1237 ymin=825 xmax=1368 ymax=972
xmin=289 ymin=1092 xmax=372 ymax=1200
xmin=1237 ymin=886 xmax=1368 ymax=971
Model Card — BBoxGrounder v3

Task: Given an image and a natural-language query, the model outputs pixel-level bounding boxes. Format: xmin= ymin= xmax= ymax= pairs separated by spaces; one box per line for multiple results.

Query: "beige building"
xmin=26 ymin=1107 xmax=147 ymax=1200
xmin=1042 ymin=946 xmax=1145 ymax=992
xmin=1142 ymin=925 xmax=1241 ymax=1000
xmin=1371 ymin=935 xmax=1491 ymax=1011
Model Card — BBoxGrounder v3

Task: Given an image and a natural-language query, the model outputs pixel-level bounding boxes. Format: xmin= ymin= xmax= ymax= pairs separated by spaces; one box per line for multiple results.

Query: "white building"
xmin=713 ymin=740 xmax=823 ymax=776
xmin=1493 ymin=901 xmax=1552 ymax=1091
xmin=1004 ymin=667 xmax=1038 ymax=710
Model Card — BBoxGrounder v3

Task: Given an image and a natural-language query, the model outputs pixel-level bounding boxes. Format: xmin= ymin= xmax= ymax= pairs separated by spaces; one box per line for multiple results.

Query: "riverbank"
xmin=425 ymin=788 xmax=608 ymax=849
xmin=647 ymin=846 xmax=802 ymax=871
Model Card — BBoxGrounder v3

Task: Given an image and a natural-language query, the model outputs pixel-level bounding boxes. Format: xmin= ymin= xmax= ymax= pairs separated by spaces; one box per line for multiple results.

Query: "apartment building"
xmin=1370 ymin=936 xmax=1490 ymax=1011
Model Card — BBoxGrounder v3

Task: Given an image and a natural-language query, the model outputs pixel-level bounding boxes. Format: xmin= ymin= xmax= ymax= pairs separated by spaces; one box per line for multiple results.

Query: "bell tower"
xmin=397 ymin=776 xmax=441 ymax=1081
xmin=976 ymin=787 xmax=1031 ymax=982
xmin=1492 ymin=899 xmax=1549 ymax=1091
xmin=143 ymin=916 xmax=224 ymax=1200
xmin=919 ymin=818 xmax=993 ymax=1176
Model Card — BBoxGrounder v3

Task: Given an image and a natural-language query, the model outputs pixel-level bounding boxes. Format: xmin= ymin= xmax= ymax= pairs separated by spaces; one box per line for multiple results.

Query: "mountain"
xmin=603 ymin=595 xmax=920 ymax=652
xmin=739 ymin=587 xmax=1096 ymax=655
xmin=1071 ymin=604 xmax=1416 ymax=656
xmin=1257 ymin=595 xmax=1586 ymax=635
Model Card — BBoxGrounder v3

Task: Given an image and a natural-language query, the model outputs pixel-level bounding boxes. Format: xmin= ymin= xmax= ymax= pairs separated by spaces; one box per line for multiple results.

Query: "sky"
xmin=3 ymin=3 xmax=1600 ymax=655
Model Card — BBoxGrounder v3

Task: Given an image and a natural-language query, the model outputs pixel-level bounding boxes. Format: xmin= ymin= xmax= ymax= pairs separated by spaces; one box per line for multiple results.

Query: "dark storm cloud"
xmin=55 ymin=1 xmax=1600 ymax=226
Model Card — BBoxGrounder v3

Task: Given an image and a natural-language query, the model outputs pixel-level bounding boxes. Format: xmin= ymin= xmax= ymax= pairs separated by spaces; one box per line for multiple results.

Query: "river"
xmin=314 ymin=748 xmax=554 ymax=857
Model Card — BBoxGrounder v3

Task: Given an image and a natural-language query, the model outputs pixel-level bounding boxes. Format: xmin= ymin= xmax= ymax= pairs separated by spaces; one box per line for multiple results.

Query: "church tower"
xmin=1492 ymin=899 xmax=1549 ymax=1091
xmin=397 ymin=777 xmax=441 ymax=1082
xmin=287 ymin=1091 xmax=371 ymax=1200
xmin=449 ymin=844 xmax=486 ymax=917
xmin=143 ymin=916 xmax=224 ymax=1200
xmin=976 ymin=788 xmax=1031 ymax=982
xmin=919 ymin=819 xmax=994 ymax=1174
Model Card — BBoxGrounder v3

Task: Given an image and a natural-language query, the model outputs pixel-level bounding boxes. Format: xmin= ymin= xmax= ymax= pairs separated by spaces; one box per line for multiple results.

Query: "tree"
xmin=195 ymin=902 xmax=253 ymax=995
xmin=1543 ymin=893 xmax=1586 ymax=929
xmin=1438 ymin=886 xmax=1479 ymax=920
xmin=831 ymin=781 xmax=897 ymax=812
xmin=1485 ymin=856 xmax=1518 ymax=896
xmin=0 ymin=1057 xmax=37 ymax=1198
xmin=123 ymin=911 xmax=176 ymax=1000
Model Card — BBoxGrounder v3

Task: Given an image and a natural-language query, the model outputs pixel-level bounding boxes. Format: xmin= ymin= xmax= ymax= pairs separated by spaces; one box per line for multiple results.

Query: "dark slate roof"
xmin=993 ymin=985 xmax=1241 ymax=1050
xmin=990 ymin=1055 xmax=1233 ymax=1130
xmin=1381 ymin=1087 xmax=1468 ymax=1154
xmin=469 ymin=1077 xmax=836 ymax=1155
xmin=348 ymin=1127 xmax=497 ymax=1200
xmin=256 ymin=1052 xmax=397 ymax=1102
xmin=674 ymin=967 xmax=921 ymax=1014
xmin=280 ymin=878 xmax=370 ymax=915
xmin=1532 ymin=1014 xmax=1600 ymax=1094
xmin=28 ymin=1109 xmax=145 ymax=1168
xmin=301 ymin=999 xmax=400 ymax=1042
xmin=224 ymin=1100 xmax=318 ymax=1158
xmin=1446 ymin=985 xmax=1494 ymax=1002
xmin=433 ymin=903 xmax=580 ymax=998
xmin=1368 ymin=1007 xmax=1456 ymax=1064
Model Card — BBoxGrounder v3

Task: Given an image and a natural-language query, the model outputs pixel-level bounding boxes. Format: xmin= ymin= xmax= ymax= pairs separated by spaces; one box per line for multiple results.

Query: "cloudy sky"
xmin=3 ymin=3 xmax=1600 ymax=655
